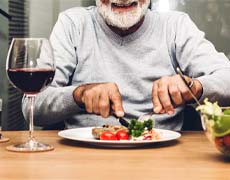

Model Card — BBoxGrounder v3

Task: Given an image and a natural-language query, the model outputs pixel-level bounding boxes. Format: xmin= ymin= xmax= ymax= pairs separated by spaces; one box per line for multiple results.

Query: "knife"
xmin=113 ymin=114 xmax=130 ymax=127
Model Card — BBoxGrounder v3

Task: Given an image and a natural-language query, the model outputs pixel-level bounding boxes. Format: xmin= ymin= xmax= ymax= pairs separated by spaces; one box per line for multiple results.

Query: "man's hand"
xmin=73 ymin=83 xmax=124 ymax=118
xmin=152 ymin=75 xmax=202 ymax=115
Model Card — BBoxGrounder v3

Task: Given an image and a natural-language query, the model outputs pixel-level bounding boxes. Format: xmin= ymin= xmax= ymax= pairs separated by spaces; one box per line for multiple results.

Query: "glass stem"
xmin=27 ymin=95 xmax=36 ymax=140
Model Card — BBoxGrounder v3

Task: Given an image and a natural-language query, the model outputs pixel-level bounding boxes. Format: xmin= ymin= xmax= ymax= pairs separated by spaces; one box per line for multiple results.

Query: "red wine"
xmin=7 ymin=68 xmax=55 ymax=95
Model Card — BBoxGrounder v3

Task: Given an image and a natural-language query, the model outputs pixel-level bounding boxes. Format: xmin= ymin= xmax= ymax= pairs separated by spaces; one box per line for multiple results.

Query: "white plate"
xmin=58 ymin=127 xmax=181 ymax=148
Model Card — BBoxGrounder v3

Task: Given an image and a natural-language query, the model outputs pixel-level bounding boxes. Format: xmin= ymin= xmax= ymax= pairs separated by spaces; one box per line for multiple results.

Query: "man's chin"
xmin=104 ymin=8 xmax=145 ymax=29
xmin=106 ymin=16 xmax=141 ymax=30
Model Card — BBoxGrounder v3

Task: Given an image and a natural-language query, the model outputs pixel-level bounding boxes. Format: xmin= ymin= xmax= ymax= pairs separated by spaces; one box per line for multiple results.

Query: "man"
xmin=24 ymin=0 xmax=230 ymax=130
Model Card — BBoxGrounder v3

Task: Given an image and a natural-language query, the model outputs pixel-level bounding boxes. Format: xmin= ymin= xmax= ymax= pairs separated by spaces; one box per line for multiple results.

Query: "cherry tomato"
xmin=116 ymin=130 xmax=129 ymax=140
xmin=215 ymin=137 xmax=223 ymax=147
xmin=223 ymin=135 xmax=230 ymax=147
xmin=100 ymin=131 xmax=117 ymax=140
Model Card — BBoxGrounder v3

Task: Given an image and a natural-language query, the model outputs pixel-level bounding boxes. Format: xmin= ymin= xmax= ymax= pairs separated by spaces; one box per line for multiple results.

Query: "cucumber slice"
xmin=213 ymin=115 xmax=230 ymax=137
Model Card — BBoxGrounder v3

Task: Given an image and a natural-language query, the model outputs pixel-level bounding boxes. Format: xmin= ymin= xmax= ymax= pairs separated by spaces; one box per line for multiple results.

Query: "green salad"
xmin=128 ymin=119 xmax=153 ymax=137
xmin=196 ymin=98 xmax=230 ymax=137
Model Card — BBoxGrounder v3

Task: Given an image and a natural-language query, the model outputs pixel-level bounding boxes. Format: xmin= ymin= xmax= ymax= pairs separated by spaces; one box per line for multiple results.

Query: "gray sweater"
xmin=25 ymin=7 xmax=230 ymax=130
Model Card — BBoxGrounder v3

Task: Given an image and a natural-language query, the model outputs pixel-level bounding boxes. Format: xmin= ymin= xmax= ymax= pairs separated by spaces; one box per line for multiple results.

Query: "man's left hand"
xmin=152 ymin=75 xmax=202 ymax=115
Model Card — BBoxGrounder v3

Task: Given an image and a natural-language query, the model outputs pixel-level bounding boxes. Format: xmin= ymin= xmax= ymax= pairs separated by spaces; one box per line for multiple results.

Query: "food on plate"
xmin=92 ymin=119 xmax=160 ymax=141
xmin=92 ymin=125 xmax=128 ymax=139
xmin=115 ymin=130 xmax=129 ymax=140
xmin=196 ymin=98 xmax=230 ymax=155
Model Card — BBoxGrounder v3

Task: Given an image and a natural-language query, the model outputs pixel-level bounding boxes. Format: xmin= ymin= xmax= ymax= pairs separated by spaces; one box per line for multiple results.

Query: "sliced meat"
xmin=92 ymin=125 xmax=128 ymax=139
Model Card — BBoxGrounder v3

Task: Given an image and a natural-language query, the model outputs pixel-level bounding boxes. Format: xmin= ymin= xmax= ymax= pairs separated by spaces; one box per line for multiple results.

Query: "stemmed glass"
xmin=0 ymin=99 xmax=10 ymax=143
xmin=6 ymin=38 xmax=55 ymax=152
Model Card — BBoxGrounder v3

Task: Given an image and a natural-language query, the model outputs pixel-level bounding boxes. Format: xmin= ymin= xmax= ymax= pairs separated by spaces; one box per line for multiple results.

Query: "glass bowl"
xmin=200 ymin=108 xmax=230 ymax=157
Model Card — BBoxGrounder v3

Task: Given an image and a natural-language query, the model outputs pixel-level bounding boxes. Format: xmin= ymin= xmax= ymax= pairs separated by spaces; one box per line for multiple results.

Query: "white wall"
xmin=29 ymin=0 xmax=54 ymax=38
xmin=59 ymin=0 xmax=81 ymax=12
xmin=29 ymin=0 xmax=83 ymax=38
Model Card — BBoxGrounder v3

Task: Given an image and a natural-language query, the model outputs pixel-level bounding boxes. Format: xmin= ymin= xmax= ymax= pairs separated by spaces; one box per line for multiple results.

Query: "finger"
xmin=99 ymin=94 xmax=110 ymax=118
xmin=178 ymin=77 xmax=193 ymax=101
xmin=157 ymin=79 xmax=174 ymax=115
xmin=110 ymin=91 xmax=124 ymax=117
xmin=168 ymin=83 xmax=183 ymax=106
xmin=92 ymin=93 xmax=100 ymax=114
xmin=152 ymin=81 xmax=163 ymax=113
xmin=82 ymin=90 xmax=93 ymax=113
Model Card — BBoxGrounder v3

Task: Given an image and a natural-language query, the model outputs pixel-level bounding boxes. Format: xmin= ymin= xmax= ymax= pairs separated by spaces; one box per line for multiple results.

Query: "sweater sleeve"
xmin=174 ymin=13 xmax=230 ymax=106
xmin=22 ymin=13 xmax=82 ymax=126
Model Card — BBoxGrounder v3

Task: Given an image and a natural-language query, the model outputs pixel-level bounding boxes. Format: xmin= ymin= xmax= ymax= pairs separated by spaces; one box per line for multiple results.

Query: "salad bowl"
xmin=197 ymin=99 xmax=230 ymax=156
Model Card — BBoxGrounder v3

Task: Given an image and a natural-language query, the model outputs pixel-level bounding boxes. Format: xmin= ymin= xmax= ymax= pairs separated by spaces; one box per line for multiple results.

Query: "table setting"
xmin=1 ymin=38 xmax=230 ymax=180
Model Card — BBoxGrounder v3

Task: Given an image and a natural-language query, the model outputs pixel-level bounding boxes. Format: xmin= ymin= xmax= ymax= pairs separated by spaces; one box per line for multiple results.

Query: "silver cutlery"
xmin=113 ymin=114 xmax=130 ymax=127
xmin=176 ymin=67 xmax=201 ymax=106
xmin=137 ymin=112 xmax=155 ymax=122
xmin=138 ymin=68 xmax=201 ymax=122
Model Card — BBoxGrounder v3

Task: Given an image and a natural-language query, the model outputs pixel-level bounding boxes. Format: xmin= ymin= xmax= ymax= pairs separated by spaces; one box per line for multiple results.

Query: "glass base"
xmin=0 ymin=137 xmax=10 ymax=143
xmin=6 ymin=138 xmax=54 ymax=152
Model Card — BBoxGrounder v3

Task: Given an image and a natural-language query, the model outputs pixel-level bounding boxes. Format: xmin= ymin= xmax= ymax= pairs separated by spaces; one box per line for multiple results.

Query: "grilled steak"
xmin=92 ymin=125 xmax=128 ymax=139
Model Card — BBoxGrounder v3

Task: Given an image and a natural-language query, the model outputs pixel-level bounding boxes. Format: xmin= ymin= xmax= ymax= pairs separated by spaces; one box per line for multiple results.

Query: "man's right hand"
xmin=73 ymin=83 xmax=124 ymax=118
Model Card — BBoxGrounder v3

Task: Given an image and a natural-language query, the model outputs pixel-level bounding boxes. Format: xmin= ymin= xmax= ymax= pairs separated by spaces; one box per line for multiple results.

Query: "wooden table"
xmin=0 ymin=131 xmax=230 ymax=180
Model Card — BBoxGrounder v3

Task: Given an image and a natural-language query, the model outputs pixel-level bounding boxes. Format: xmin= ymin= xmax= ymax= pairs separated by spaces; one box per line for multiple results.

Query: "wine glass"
xmin=6 ymin=38 xmax=55 ymax=152
xmin=0 ymin=98 xmax=10 ymax=143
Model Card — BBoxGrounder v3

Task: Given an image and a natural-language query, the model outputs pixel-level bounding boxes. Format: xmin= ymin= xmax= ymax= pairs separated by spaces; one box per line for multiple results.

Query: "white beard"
xmin=96 ymin=0 xmax=150 ymax=30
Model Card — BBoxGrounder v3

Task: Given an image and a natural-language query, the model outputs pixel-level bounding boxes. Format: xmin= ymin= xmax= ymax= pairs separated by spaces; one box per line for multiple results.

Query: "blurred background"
xmin=0 ymin=0 xmax=230 ymax=130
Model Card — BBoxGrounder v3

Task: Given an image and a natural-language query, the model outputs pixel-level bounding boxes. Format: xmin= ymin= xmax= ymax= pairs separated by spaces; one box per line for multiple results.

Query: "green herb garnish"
xmin=128 ymin=119 xmax=153 ymax=137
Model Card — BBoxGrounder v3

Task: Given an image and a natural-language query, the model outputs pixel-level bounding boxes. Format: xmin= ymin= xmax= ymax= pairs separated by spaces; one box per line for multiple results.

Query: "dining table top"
xmin=0 ymin=130 xmax=230 ymax=180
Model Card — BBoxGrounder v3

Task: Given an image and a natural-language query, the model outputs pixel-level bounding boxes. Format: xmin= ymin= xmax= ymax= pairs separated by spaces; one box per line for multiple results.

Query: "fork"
xmin=176 ymin=67 xmax=201 ymax=106
xmin=137 ymin=112 xmax=155 ymax=122
xmin=138 ymin=68 xmax=201 ymax=122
